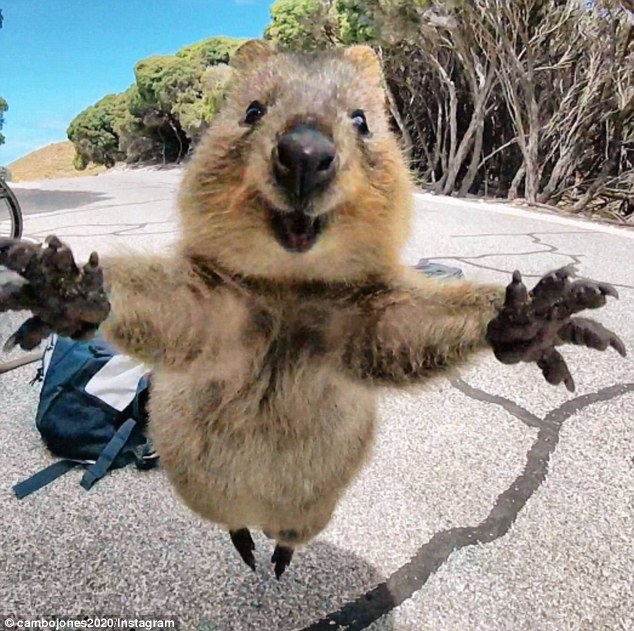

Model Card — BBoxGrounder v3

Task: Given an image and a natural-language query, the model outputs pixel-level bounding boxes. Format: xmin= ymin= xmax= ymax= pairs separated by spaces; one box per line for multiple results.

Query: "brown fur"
xmin=99 ymin=42 xmax=505 ymax=554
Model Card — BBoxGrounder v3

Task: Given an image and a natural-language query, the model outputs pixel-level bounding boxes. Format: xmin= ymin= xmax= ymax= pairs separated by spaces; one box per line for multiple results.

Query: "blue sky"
xmin=0 ymin=0 xmax=272 ymax=165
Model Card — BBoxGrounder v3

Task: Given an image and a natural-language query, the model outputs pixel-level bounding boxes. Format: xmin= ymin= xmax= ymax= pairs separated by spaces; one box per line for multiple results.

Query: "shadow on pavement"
xmin=13 ymin=189 xmax=113 ymax=215
xmin=198 ymin=538 xmax=395 ymax=631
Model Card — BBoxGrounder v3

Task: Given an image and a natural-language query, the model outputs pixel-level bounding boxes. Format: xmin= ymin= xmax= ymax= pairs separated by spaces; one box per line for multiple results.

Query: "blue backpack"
xmin=14 ymin=334 xmax=158 ymax=499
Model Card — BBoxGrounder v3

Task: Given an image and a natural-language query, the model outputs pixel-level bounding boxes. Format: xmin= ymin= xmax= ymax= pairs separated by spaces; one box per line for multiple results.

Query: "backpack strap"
xmin=13 ymin=460 xmax=81 ymax=499
xmin=133 ymin=440 xmax=159 ymax=471
xmin=80 ymin=418 xmax=137 ymax=490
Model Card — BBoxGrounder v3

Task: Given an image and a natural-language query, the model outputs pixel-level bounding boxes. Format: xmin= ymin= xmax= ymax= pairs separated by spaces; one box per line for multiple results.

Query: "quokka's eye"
xmin=243 ymin=100 xmax=267 ymax=125
xmin=351 ymin=109 xmax=370 ymax=136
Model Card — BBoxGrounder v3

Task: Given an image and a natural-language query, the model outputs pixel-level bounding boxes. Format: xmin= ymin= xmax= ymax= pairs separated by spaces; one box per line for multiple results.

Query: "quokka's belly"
xmin=148 ymin=373 xmax=377 ymax=529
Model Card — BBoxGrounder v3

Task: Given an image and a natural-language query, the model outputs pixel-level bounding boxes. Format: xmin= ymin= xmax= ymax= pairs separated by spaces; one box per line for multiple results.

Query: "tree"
xmin=177 ymin=36 xmax=247 ymax=65
xmin=0 ymin=97 xmax=7 ymax=147
xmin=335 ymin=0 xmax=375 ymax=44
xmin=265 ymin=0 xmax=336 ymax=50
xmin=67 ymin=93 xmax=129 ymax=169
xmin=68 ymin=37 xmax=243 ymax=167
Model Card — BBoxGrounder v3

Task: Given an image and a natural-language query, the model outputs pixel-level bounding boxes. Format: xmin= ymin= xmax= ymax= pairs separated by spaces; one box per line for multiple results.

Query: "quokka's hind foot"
xmin=229 ymin=528 xmax=256 ymax=571
xmin=271 ymin=543 xmax=294 ymax=580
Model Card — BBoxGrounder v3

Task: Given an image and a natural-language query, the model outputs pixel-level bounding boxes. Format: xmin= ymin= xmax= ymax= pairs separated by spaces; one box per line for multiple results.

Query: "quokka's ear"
xmin=343 ymin=45 xmax=384 ymax=87
xmin=231 ymin=39 xmax=275 ymax=72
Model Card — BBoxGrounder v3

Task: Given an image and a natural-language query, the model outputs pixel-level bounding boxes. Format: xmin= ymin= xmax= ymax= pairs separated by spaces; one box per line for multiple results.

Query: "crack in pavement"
xmin=301 ymin=381 xmax=634 ymax=631
xmin=16 ymin=196 xmax=176 ymax=221
xmin=451 ymin=231 xmax=596 ymax=238
xmin=27 ymin=220 xmax=177 ymax=239
xmin=450 ymin=377 xmax=551 ymax=431
xmin=426 ymin=231 xmax=634 ymax=290
xmin=430 ymin=231 xmax=582 ymax=271
xmin=435 ymin=248 xmax=556 ymax=261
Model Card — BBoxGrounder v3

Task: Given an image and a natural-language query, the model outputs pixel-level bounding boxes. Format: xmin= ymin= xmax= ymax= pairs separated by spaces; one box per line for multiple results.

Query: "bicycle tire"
xmin=0 ymin=179 xmax=23 ymax=239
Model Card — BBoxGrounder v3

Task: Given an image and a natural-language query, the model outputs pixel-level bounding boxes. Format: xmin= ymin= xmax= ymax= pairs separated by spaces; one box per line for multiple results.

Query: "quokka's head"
xmin=179 ymin=40 xmax=414 ymax=283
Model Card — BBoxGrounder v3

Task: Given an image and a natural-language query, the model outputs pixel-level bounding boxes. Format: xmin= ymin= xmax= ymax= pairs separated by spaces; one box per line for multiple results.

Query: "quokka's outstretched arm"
xmin=0 ymin=237 xmax=209 ymax=369
xmin=99 ymin=254 xmax=209 ymax=367
xmin=330 ymin=269 xmax=505 ymax=386
xmin=331 ymin=266 xmax=625 ymax=391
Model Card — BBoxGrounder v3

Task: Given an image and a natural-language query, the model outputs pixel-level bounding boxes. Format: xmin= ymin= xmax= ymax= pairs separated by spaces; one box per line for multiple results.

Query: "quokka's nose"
xmin=273 ymin=125 xmax=337 ymax=201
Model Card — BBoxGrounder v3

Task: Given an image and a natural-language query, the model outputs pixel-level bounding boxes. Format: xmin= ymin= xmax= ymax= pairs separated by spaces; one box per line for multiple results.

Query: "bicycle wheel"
xmin=0 ymin=179 xmax=23 ymax=238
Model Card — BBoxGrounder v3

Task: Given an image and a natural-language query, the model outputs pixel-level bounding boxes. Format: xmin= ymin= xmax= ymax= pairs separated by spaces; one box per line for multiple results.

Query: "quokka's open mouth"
xmin=267 ymin=206 xmax=329 ymax=253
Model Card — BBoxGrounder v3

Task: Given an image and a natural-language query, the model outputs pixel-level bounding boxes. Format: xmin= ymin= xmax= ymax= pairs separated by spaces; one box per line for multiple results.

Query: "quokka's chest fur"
xmin=148 ymin=285 xmax=377 ymax=495
xmin=159 ymin=284 xmax=342 ymax=420
xmin=203 ymin=282 xmax=342 ymax=367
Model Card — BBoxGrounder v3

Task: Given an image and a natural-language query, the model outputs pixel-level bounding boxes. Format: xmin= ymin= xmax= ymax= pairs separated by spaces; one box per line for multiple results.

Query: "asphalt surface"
xmin=0 ymin=169 xmax=632 ymax=631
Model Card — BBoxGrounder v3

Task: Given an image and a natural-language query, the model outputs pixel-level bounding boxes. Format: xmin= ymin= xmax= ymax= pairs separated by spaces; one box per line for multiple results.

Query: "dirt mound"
xmin=7 ymin=141 xmax=108 ymax=182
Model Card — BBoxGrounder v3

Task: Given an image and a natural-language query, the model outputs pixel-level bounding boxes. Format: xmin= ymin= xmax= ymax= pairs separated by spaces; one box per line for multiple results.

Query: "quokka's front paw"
xmin=486 ymin=266 xmax=626 ymax=392
xmin=0 ymin=236 xmax=110 ymax=350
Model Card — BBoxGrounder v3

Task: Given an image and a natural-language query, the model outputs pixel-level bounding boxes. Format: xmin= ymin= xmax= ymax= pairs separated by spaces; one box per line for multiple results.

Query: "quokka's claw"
xmin=3 ymin=333 xmax=17 ymax=353
xmin=537 ymin=348 xmax=575 ymax=392
xmin=44 ymin=235 xmax=63 ymax=249
xmin=504 ymin=270 xmax=529 ymax=311
xmin=81 ymin=255 xmax=106 ymax=294
xmin=555 ymin=265 xmax=576 ymax=279
xmin=271 ymin=544 xmax=294 ymax=580
xmin=611 ymin=336 xmax=627 ymax=357
xmin=42 ymin=237 xmax=79 ymax=277
xmin=4 ymin=316 xmax=53 ymax=352
xmin=229 ymin=528 xmax=257 ymax=572
xmin=87 ymin=251 xmax=100 ymax=268
xmin=538 ymin=265 xmax=576 ymax=287
xmin=565 ymin=279 xmax=620 ymax=312
xmin=529 ymin=266 xmax=576 ymax=309
xmin=0 ymin=241 xmax=39 ymax=275
xmin=558 ymin=317 xmax=627 ymax=358
xmin=0 ymin=282 xmax=32 ymax=314
xmin=597 ymin=281 xmax=619 ymax=300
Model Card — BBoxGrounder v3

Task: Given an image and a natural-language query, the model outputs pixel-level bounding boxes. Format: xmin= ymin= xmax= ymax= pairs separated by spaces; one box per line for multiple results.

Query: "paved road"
xmin=1 ymin=169 xmax=632 ymax=631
